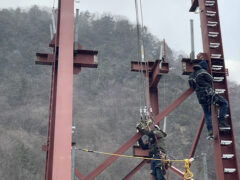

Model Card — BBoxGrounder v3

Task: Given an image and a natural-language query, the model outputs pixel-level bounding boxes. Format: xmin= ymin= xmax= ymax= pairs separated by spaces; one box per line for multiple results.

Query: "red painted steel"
xmin=74 ymin=168 xmax=85 ymax=180
xmin=82 ymin=88 xmax=193 ymax=179
xmin=154 ymin=88 xmax=194 ymax=124
xmin=122 ymin=160 xmax=148 ymax=180
xmin=133 ymin=146 xmax=149 ymax=157
xmin=45 ymin=63 xmax=58 ymax=180
xmin=186 ymin=0 xmax=240 ymax=179
xmin=145 ymin=63 xmax=151 ymax=110
xmin=168 ymin=166 xmax=184 ymax=179
xmin=37 ymin=12 xmax=98 ymax=180
xmin=188 ymin=115 xmax=204 ymax=158
xmin=197 ymin=0 xmax=240 ymax=179
xmin=150 ymin=61 xmax=161 ymax=87
xmin=36 ymin=50 xmax=98 ymax=68
xmin=51 ymin=0 xmax=74 ymax=180
xmin=131 ymin=61 xmax=168 ymax=73
xmin=211 ymin=106 xmax=224 ymax=180
xmin=83 ymin=133 xmax=142 ymax=179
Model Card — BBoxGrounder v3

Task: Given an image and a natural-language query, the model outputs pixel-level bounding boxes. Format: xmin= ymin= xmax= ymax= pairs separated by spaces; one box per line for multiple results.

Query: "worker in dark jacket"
xmin=189 ymin=60 xmax=230 ymax=139
xmin=137 ymin=124 xmax=167 ymax=180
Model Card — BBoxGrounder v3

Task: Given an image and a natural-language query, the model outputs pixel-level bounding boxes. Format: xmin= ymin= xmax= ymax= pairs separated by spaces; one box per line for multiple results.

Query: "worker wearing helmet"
xmin=188 ymin=60 xmax=230 ymax=139
xmin=137 ymin=124 xmax=167 ymax=180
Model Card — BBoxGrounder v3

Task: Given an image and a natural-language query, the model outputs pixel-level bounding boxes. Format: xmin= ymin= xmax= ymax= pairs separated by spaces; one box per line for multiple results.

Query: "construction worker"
xmin=137 ymin=124 xmax=167 ymax=180
xmin=188 ymin=60 xmax=230 ymax=139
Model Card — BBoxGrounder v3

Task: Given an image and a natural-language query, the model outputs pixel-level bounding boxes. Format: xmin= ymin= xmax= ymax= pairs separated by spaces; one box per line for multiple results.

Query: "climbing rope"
xmin=184 ymin=159 xmax=194 ymax=180
xmin=135 ymin=0 xmax=152 ymax=117
xmin=134 ymin=0 xmax=143 ymax=115
xmin=77 ymin=148 xmax=194 ymax=179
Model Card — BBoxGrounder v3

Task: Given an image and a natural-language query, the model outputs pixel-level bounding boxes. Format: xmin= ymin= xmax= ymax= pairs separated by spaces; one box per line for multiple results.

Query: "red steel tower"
xmin=36 ymin=0 xmax=239 ymax=179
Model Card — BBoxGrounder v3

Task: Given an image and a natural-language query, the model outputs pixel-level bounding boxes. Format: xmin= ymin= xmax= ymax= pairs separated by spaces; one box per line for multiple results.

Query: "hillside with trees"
xmin=0 ymin=6 xmax=239 ymax=180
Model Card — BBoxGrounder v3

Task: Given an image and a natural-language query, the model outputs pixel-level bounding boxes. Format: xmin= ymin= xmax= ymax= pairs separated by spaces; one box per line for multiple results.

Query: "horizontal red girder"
xmin=131 ymin=60 xmax=168 ymax=73
xmin=133 ymin=145 xmax=149 ymax=157
xmin=36 ymin=50 xmax=98 ymax=68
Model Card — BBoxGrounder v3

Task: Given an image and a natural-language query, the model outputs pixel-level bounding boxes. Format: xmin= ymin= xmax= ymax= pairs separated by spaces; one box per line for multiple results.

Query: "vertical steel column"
xmin=197 ymin=0 xmax=239 ymax=179
xmin=45 ymin=64 xmax=58 ymax=180
xmin=52 ymin=0 xmax=74 ymax=179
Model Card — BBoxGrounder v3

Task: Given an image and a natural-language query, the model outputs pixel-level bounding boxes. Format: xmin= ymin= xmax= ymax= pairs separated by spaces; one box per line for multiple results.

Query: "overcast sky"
xmin=1 ymin=0 xmax=239 ymax=84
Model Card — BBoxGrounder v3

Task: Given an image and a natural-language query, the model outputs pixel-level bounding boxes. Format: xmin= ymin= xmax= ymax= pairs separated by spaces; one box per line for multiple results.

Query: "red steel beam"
xmin=154 ymin=88 xmax=194 ymax=124
xmin=75 ymin=168 xmax=85 ymax=180
xmin=81 ymin=88 xmax=193 ymax=179
xmin=123 ymin=160 xmax=148 ymax=180
xmin=51 ymin=0 xmax=74 ymax=179
xmin=133 ymin=146 xmax=149 ymax=157
xmin=188 ymin=115 xmax=204 ymax=158
xmin=83 ymin=133 xmax=142 ymax=180
xmin=131 ymin=61 xmax=155 ymax=72
xmin=150 ymin=60 xmax=161 ymax=88
xmin=36 ymin=50 xmax=98 ymax=68
xmin=212 ymin=106 xmax=224 ymax=180
xmin=45 ymin=64 xmax=58 ymax=180
xmin=169 ymin=166 xmax=184 ymax=179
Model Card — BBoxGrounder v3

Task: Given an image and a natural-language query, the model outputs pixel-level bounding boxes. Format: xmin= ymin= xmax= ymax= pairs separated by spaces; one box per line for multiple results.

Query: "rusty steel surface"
xmin=122 ymin=160 xmax=148 ymax=180
xmin=154 ymin=88 xmax=194 ymax=124
xmin=51 ymin=0 xmax=74 ymax=179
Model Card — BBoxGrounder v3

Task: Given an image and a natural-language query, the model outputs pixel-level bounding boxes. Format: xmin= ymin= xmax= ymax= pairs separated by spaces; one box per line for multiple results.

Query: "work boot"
xmin=207 ymin=130 xmax=214 ymax=140
xmin=219 ymin=121 xmax=230 ymax=131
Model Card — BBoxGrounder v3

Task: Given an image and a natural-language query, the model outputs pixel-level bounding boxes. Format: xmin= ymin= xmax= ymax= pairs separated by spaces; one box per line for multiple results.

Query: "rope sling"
xmin=77 ymin=148 xmax=194 ymax=179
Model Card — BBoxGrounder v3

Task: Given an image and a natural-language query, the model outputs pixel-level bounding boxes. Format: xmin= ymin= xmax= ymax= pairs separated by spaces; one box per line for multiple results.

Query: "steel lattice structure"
xmin=36 ymin=0 xmax=239 ymax=179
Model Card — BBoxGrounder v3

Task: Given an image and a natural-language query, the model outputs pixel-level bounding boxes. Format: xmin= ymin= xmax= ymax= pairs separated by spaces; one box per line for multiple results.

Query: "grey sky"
xmin=1 ymin=0 xmax=239 ymax=84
